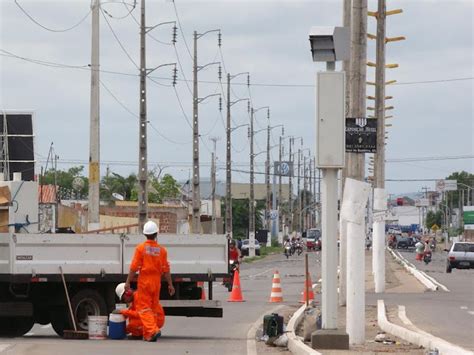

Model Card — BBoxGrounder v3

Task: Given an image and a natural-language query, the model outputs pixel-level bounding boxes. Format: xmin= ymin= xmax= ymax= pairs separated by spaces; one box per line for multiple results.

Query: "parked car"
xmin=306 ymin=228 xmax=321 ymax=251
xmin=241 ymin=239 xmax=261 ymax=256
xmin=445 ymin=242 xmax=474 ymax=273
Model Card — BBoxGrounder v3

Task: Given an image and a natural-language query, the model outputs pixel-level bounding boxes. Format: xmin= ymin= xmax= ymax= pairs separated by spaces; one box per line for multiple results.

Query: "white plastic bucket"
xmin=88 ymin=316 xmax=108 ymax=340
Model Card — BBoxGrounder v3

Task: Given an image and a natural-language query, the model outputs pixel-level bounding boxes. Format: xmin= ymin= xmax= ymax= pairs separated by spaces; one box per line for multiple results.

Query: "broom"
xmin=59 ymin=266 xmax=89 ymax=339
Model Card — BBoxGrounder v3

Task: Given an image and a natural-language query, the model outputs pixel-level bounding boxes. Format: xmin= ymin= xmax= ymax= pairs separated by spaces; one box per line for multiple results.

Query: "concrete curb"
xmin=286 ymin=304 xmax=322 ymax=355
xmin=388 ymin=247 xmax=438 ymax=291
xmin=247 ymin=305 xmax=286 ymax=355
xmin=377 ymin=299 xmax=473 ymax=355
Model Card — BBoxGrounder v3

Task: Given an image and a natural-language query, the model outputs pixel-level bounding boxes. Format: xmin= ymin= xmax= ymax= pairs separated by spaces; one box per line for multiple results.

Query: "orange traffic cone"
xmin=198 ymin=281 xmax=206 ymax=300
xmin=269 ymin=270 xmax=283 ymax=303
xmin=299 ymin=272 xmax=315 ymax=304
xmin=227 ymin=270 xmax=245 ymax=302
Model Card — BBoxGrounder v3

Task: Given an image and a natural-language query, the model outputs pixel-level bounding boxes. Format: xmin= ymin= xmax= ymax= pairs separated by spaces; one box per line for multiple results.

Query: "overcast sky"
xmin=0 ymin=0 xmax=473 ymax=196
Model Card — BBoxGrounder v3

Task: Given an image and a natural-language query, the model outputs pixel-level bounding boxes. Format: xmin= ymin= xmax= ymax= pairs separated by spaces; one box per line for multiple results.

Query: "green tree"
xmin=425 ymin=210 xmax=442 ymax=229
xmin=148 ymin=174 xmax=181 ymax=203
xmin=41 ymin=166 xmax=88 ymax=198
xmin=222 ymin=198 xmax=265 ymax=239
xmin=101 ymin=172 xmax=137 ymax=201
xmin=444 ymin=171 xmax=474 ymax=207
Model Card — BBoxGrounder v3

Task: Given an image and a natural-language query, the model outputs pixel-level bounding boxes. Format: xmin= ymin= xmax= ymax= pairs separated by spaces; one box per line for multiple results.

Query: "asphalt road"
xmin=0 ymin=251 xmax=320 ymax=355
xmin=378 ymin=248 xmax=474 ymax=351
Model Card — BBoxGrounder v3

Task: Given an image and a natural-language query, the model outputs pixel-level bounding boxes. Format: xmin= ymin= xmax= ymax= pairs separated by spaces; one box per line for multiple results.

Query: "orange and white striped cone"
xmin=299 ymin=272 xmax=315 ymax=304
xmin=197 ymin=281 xmax=206 ymax=300
xmin=269 ymin=270 xmax=283 ymax=303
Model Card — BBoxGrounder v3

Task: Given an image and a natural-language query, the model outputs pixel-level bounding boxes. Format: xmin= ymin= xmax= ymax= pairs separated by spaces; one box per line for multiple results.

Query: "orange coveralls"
xmin=120 ymin=290 xmax=165 ymax=337
xmin=129 ymin=240 xmax=170 ymax=340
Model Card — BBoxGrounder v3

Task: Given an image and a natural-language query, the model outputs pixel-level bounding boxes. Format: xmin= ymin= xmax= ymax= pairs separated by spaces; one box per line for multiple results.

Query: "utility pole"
xmin=297 ymin=148 xmax=301 ymax=234
xmin=374 ymin=0 xmax=386 ymax=189
xmin=303 ymin=155 xmax=308 ymax=231
xmin=288 ymin=138 xmax=294 ymax=233
xmin=309 ymin=157 xmax=313 ymax=228
xmin=339 ymin=0 xmax=352 ymax=308
xmin=88 ymin=0 xmax=100 ymax=231
xmin=266 ymin=119 xmax=271 ymax=231
xmin=278 ymin=135 xmax=283 ymax=233
xmin=191 ymin=30 xmax=221 ymax=234
xmin=210 ymin=137 xmax=219 ymax=235
xmin=225 ymin=73 xmax=232 ymax=239
xmin=249 ymin=108 xmax=255 ymax=256
xmin=138 ymin=0 xmax=148 ymax=230
xmin=192 ymin=31 xmax=200 ymax=234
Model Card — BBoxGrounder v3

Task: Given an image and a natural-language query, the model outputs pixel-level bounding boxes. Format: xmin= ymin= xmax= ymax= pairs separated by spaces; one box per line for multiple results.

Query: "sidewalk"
xmin=297 ymin=250 xmax=426 ymax=354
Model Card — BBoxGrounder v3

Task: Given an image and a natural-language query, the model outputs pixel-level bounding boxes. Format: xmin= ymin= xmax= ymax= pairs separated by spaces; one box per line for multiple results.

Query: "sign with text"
xmin=464 ymin=206 xmax=474 ymax=230
xmin=436 ymin=179 xmax=458 ymax=192
xmin=345 ymin=117 xmax=377 ymax=153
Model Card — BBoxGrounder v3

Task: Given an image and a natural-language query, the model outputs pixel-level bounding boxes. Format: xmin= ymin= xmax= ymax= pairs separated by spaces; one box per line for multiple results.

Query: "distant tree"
xmin=444 ymin=171 xmax=474 ymax=207
xmin=42 ymin=166 xmax=88 ymax=198
xmin=101 ymin=173 xmax=137 ymax=201
xmin=425 ymin=210 xmax=442 ymax=229
xmin=222 ymin=198 xmax=265 ymax=239
xmin=148 ymin=173 xmax=181 ymax=203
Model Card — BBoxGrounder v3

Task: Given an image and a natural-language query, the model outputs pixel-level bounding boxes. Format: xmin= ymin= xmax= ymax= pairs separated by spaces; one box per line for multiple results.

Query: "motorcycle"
xmin=423 ymin=251 xmax=432 ymax=265
xmin=284 ymin=243 xmax=291 ymax=259
xmin=224 ymin=259 xmax=240 ymax=291
xmin=295 ymin=241 xmax=304 ymax=256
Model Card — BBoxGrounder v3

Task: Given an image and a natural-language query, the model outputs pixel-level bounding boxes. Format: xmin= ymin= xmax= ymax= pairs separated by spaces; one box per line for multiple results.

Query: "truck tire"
xmin=70 ymin=289 xmax=107 ymax=332
xmin=50 ymin=306 xmax=70 ymax=337
xmin=0 ymin=317 xmax=34 ymax=337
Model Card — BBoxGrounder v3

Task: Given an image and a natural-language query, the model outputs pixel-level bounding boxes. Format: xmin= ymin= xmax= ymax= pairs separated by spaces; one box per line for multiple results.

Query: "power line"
xmin=100 ymin=79 xmax=191 ymax=145
xmin=102 ymin=0 xmax=137 ymax=20
xmin=386 ymin=155 xmax=474 ymax=162
xmin=101 ymin=7 xmax=139 ymax=69
xmin=3 ymin=49 xmax=473 ymax=89
xmin=171 ymin=0 xmax=193 ymax=60
xmin=14 ymin=0 xmax=91 ymax=33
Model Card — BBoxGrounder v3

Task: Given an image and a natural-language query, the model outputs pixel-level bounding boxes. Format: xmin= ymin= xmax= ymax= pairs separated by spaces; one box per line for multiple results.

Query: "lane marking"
xmin=247 ymin=268 xmax=273 ymax=279
xmin=41 ymin=324 xmax=52 ymax=329
xmin=468 ymin=311 xmax=474 ymax=316
xmin=460 ymin=306 xmax=468 ymax=310
xmin=24 ymin=332 xmax=34 ymax=336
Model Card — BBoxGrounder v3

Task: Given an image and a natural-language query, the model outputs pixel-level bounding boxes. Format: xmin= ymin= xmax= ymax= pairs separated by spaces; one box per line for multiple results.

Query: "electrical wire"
xmin=101 ymin=7 xmax=139 ymax=69
xmin=172 ymin=86 xmax=193 ymax=129
xmin=171 ymin=0 xmax=193 ymax=60
xmin=100 ymin=79 xmax=191 ymax=145
xmin=14 ymin=0 xmax=91 ymax=33
xmin=128 ymin=7 xmax=173 ymax=45
xmin=3 ymin=49 xmax=472 ymax=89
xmin=102 ymin=0 xmax=136 ymax=20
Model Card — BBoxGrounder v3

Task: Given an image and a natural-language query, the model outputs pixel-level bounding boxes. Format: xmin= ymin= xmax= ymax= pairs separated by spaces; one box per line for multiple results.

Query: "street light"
xmin=248 ymin=106 xmax=270 ymax=257
xmin=308 ymin=26 xmax=350 ymax=347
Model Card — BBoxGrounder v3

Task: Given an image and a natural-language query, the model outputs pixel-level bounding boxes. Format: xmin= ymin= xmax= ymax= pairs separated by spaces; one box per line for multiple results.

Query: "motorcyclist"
xmin=229 ymin=240 xmax=242 ymax=265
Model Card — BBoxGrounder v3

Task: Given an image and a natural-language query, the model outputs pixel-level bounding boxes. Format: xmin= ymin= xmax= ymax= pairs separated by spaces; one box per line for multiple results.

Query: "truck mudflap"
xmin=161 ymin=300 xmax=223 ymax=318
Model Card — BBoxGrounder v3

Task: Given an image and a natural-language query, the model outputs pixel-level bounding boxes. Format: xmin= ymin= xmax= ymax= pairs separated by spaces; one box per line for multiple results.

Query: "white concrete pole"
xmin=338 ymin=218 xmax=347 ymax=305
xmin=341 ymin=178 xmax=371 ymax=345
xmin=373 ymin=188 xmax=386 ymax=293
xmin=321 ymin=168 xmax=338 ymax=330
xmin=88 ymin=0 xmax=100 ymax=231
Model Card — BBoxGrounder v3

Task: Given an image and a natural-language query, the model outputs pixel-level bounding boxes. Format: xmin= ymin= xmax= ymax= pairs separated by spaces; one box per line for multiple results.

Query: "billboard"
xmin=0 ymin=112 xmax=35 ymax=181
xmin=436 ymin=179 xmax=457 ymax=192
xmin=415 ymin=198 xmax=429 ymax=207
xmin=464 ymin=206 xmax=474 ymax=230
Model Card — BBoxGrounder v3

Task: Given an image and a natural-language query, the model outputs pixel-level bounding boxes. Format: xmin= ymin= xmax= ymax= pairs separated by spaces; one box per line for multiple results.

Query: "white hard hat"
xmin=115 ymin=283 xmax=126 ymax=299
xmin=143 ymin=221 xmax=158 ymax=235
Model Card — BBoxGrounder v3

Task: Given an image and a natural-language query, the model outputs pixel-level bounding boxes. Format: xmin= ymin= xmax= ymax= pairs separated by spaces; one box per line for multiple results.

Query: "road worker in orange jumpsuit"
xmin=114 ymin=283 xmax=165 ymax=339
xmin=124 ymin=221 xmax=175 ymax=342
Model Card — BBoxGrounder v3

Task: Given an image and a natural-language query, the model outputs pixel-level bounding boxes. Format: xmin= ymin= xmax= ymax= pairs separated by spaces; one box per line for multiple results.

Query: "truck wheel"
xmin=50 ymin=307 xmax=69 ymax=337
xmin=0 ymin=317 xmax=34 ymax=337
xmin=71 ymin=289 xmax=107 ymax=331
